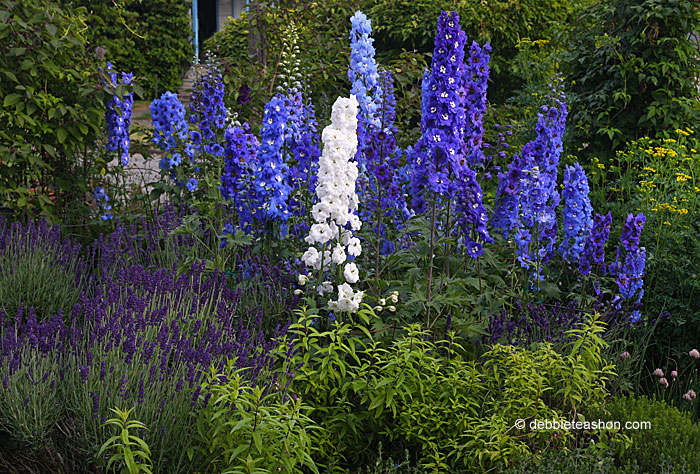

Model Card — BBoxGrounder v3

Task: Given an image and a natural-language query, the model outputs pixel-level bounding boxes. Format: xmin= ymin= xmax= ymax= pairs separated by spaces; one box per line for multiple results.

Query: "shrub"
xmin=276 ymin=311 xmax=614 ymax=472
xmin=191 ymin=358 xmax=319 ymax=474
xmin=497 ymin=445 xmax=639 ymax=474
xmin=562 ymin=0 xmax=700 ymax=156
xmin=0 ymin=0 xmax=117 ymax=220
xmin=591 ymin=395 xmax=700 ymax=473
xmin=75 ymin=0 xmax=194 ymax=97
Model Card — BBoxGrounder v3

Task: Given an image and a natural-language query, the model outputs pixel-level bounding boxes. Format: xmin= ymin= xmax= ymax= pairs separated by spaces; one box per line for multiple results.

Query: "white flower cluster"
xmin=301 ymin=96 xmax=364 ymax=313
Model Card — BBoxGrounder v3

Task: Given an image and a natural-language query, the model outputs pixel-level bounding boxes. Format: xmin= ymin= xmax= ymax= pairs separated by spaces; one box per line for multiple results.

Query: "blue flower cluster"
xmin=151 ymin=91 xmax=189 ymax=160
xmin=454 ymin=168 xmax=492 ymax=258
xmin=609 ymin=213 xmax=646 ymax=321
xmin=559 ymin=163 xmax=593 ymax=264
xmin=410 ymin=11 xmax=468 ymax=212
xmin=189 ymin=65 xmax=227 ymax=155
xmin=257 ymin=96 xmax=292 ymax=225
xmin=579 ymin=212 xmax=612 ymax=276
xmin=501 ymin=86 xmax=568 ymax=279
xmin=104 ymin=62 xmax=134 ymax=166
xmin=348 ymin=10 xmax=382 ymax=129
xmin=463 ymin=41 xmax=492 ymax=166
xmin=221 ymin=123 xmax=263 ymax=232
xmin=94 ymin=187 xmax=113 ymax=221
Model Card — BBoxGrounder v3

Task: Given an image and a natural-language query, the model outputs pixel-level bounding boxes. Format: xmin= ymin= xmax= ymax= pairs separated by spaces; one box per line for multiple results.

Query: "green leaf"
xmin=3 ymin=94 xmax=21 ymax=108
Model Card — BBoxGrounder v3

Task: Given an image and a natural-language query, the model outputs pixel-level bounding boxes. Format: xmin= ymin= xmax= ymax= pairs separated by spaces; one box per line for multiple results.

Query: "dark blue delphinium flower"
xmin=559 ymin=163 xmax=593 ymax=264
xmin=189 ymin=59 xmax=227 ymax=151
xmin=462 ymin=41 xmax=491 ymax=167
xmin=579 ymin=212 xmax=612 ymax=275
xmin=104 ymin=62 xmax=135 ymax=166
xmin=221 ymin=123 xmax=262 ymax=233
xmin=410 ymin=11 xmax=468 ymax=208
xmin=257 ymin=95 xmax=292 ymax=227
xmin=151 ymin=91 xmax=188 ymax=153
xmin=609 ymin=213 xmax=646 ymax=320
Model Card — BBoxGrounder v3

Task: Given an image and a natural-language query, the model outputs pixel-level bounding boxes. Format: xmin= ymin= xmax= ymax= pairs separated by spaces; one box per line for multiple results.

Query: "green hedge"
xmin=75 ymin=0 xmax=194 ymax=97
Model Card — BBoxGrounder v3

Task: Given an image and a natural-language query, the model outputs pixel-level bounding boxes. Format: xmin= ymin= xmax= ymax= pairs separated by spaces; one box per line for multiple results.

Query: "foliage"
xmin=276 ymin=310 xmax=614 ymax=472
xmin=98 ymin=407 xmax=153 ymax=474
xmin=496 ymin=445 xmax=640 ymax=474
xmin=75 ymin=0 xmax=193 ymax=97
xmin=0 ymin=218 xmax=87 ymax=321
xmin=191 ymin=358 xmax=319 ymax=474
xmin=562 ymin=0 xmax=700 ymax=155
xmin=586 ymin=130 xmax=700 ymax=360
xmin=0 ymin=0 xmax=120 ymax=220
xmin=365 ymin=0 xmax=589 ymax=103
xmin=205 ymin=0 xmax=361 ymax=127
xmin=591 ymin=395 xmax=700 ymax=473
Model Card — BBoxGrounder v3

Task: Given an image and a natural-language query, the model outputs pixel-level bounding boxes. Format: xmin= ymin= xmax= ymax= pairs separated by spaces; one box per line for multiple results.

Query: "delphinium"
xmin=256 ymin=95 xmax=293 ymax=236
xmin=276 ymin=21 xmax=303 ymax=95
xmin=558 ymin=163 xmax=593 ymax=265
xmin=301 ymin=96 xmax=364 ymax=315
xmin=220 ymin=123 xmax=263 ymax=234
xmin=104 ymin=62 xmax=135 ymax=166
xmin=151 ymin=91 xmax=189 ymax=170
xmin=496 ymin=82 xmax=568 ymax=283
xmin=407 ymin=11 xmax=492 ymax=326
xmin=609 ymin=213 xmax=647 ymax=322
xmin=93 ymin=186 xmax=113 ymax=221
xmin=348 ymin=10 xmax=382 ymax=171
xmin=362 ymin=70 xmax=411 ymax=269
xmin=462 ymin=40 xmax=492 ymax=167
xmin=579 ymin=212 xmax=613 ymax=276
xmin=188 ymin=54 xmax=227 ymax=159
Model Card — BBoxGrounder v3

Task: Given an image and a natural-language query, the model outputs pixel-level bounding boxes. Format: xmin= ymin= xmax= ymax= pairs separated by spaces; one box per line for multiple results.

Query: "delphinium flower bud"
xmin=303 ymin=96 xmax=364 ymax=314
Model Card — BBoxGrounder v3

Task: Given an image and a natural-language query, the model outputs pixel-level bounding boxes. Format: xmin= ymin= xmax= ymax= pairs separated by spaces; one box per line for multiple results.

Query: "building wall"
xmin=218 ymin=0 xmax=232 ymax=29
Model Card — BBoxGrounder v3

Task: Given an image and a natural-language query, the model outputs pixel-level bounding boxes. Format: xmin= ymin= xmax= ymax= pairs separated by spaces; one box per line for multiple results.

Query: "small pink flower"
xmin=683 ymin=390 xmax=697 ymax=401
xmin=671 ymin=370 xmax=678 ymax=378
xmin=659 ymin=377 xmax=669 ymax=388
xmin=620 ymin=351 xmax=631 ymax=359
xmin=690 ymin=349 xmax=700 ymax=360
xmin=653 ymin=368 xmax=664 ymax=377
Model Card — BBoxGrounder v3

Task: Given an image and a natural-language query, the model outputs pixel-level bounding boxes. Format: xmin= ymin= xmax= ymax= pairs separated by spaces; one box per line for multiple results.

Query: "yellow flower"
xmin=664 ymin=221 xmax=671 ymax=226
xmin=676 ymin=129 xmax=690 ymax=136
xmin=597 ymin=163 xmax=605 ymax=170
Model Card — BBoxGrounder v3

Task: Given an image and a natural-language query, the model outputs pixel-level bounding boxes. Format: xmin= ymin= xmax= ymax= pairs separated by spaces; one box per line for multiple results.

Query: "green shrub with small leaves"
xmin=562 ymin=0 xmax=700 ymax=156
xmin=589 ymin=395 xmax=700 ymax=473
xmin=276 ymin=310 xmax=614 ymax=473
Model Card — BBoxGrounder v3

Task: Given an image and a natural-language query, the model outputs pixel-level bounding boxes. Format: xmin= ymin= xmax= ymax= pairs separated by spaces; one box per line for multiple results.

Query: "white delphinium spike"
xmin=302 ymin=96 xmax=363 ymax=313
